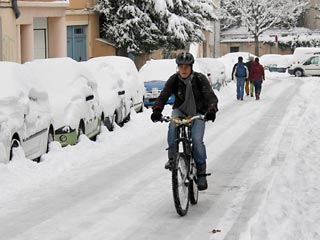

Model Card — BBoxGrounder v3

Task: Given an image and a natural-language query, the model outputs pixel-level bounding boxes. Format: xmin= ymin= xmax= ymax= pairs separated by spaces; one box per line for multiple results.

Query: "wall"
xmin=0 ymin=5 xmax=18 ymax=61
xmin=220 ymin=41 xmax=292 ymax=57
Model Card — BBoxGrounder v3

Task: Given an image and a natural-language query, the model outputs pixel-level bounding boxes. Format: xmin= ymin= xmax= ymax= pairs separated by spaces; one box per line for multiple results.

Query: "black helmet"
xmin=176 ymin=52 xmax=194 ymax=65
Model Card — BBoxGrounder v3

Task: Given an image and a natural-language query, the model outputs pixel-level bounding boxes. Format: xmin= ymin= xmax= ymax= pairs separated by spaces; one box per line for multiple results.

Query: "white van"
xmin=288 ymin=54 xmax=320 ymax=77
xmin=291 ymin=47 xmax=320 ymax=65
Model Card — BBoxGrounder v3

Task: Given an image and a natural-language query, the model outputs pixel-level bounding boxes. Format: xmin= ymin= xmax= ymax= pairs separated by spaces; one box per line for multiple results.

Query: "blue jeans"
xmin=167 ymin=109 xmax=207 ymax=167
xmin=236 ymin=77 xmax=246 ymax=99
xmin=253 ymin=79 xmax=263 ymax=94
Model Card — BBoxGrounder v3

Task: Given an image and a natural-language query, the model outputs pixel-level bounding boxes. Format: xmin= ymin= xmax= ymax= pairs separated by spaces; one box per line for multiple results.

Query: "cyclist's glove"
xmin=151 ymin=108 xmax=162 ymax=122
xmin=204 ymin=109 xmax=216 ymax=122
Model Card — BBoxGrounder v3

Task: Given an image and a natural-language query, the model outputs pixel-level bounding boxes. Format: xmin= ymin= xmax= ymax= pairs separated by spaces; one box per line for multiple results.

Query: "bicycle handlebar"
xmin=160 ymin=115 xmax=205 ymax=125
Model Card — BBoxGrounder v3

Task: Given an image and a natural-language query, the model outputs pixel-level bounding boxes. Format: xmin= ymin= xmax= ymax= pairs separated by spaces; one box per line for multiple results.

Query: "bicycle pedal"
xmin=197 ymin=173 xmax=212 ymax=177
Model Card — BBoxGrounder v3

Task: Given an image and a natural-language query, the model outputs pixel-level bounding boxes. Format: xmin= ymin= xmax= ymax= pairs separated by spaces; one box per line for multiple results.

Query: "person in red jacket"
xmin=250 ymin=58 xmax=265 ymax=100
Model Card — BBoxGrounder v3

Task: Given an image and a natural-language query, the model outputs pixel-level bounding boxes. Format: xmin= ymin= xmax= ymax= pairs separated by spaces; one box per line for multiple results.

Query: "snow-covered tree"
xmin=220 ymin=0 xmax=308 ymax=55
xmin=94 ymin=0 xmax=217 ymax=54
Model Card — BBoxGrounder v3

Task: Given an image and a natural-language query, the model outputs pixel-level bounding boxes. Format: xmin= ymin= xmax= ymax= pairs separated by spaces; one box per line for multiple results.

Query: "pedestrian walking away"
xmin=250 ymin=57 xmax=265 ymax=100
xmin=245 ymin=56 xmax=254 ymax=97
xmin=232 ymin=56 xmax=249 ymax=101
xmin=150 ymin=52 xmax=219 ymax=191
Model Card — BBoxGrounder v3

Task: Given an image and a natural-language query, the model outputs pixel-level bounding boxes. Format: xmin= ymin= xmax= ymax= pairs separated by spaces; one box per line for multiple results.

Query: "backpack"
xmin=236 ymin=63 xmax=246 ymax=77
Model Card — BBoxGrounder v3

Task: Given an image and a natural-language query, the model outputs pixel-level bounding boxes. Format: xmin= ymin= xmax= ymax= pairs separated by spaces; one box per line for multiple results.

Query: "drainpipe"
xmin=12 ymin=0 xmax=20 ymax=18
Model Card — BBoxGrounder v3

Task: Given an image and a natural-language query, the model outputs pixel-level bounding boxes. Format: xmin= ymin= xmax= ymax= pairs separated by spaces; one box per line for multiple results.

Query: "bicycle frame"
xmin=172 ymin=117 xmax=197 ymax=182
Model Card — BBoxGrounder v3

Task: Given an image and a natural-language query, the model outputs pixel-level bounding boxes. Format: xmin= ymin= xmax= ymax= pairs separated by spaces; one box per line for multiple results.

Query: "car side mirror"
xmin=86 ymin=95 xmax=94 ymax=101
xmin=118 ymin=90 xmax=125 ymax=96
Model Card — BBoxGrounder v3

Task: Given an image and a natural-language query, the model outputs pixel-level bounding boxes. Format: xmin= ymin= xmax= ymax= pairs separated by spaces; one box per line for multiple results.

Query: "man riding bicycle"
xmin=151 ymin=52 xmax=219 ymax=191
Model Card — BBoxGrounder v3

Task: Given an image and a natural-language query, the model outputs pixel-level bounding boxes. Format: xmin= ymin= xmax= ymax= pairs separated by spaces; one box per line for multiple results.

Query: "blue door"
xmin=67 ymin=26 xmax=87 ymax=62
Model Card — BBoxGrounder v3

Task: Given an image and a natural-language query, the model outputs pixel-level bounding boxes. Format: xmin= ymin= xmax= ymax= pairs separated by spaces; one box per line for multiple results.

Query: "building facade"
xmin=0 ymin=0 xmax=68 ymax=63
xmin=65 ymin=0 xmax=115 ymax=62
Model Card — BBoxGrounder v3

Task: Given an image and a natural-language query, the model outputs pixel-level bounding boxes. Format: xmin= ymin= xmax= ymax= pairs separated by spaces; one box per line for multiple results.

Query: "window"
xmin=230 ymin=46 xmax=239 ymax=52
xmin=75 ymin=28 xmax=84 ymax=34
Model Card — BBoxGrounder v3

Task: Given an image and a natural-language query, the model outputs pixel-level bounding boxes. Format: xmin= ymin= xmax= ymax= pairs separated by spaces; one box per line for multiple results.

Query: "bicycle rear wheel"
xmin=172 ymin=152 xmax=190 ymax=216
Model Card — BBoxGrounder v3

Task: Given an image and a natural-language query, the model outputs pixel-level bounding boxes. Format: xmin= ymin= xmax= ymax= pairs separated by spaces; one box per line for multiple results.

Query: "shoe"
xmin=246 ymin=93 xmax=249 ymax=96
xmin=250 ymin=94 xmax=253 ymax=97
xmin=196 ymin=163 xmax=208 ymax=191
xmin=240 ymin=98 xmax=243 ymax=101
xmin=197 ymin=175 xmax=208 ymax=191
xmin=164 ymin=159 xmax=173 ymax=170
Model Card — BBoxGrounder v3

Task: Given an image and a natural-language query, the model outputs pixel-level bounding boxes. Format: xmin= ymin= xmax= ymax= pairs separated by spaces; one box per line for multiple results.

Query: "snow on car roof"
xmin=0 ymin=61 xmax=40 ymax=101
xmin=139 ymin=59 xmax=178 ymax=82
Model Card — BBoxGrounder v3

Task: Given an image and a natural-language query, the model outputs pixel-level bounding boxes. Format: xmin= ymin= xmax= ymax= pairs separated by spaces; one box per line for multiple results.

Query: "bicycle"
xmin=162 ymin=115 xmax=209 ymax=216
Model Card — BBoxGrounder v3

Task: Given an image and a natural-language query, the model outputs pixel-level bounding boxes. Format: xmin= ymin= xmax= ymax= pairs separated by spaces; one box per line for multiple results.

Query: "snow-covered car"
xmin=88 ymin=56 xmax=144 ymax=113
xmin=260 ymin=54 xmax=292 ymax=73
xmin=0 ymin=62 xmax=54 ymax=163
xmin=139 ymin=58 xmax=223 ymax=107
xmin=139 ymin=59 xmax=179 ymax=107
xmin=220 ymin=52 xmax=257 ymax=80
xmin=84 ymin=58 xmax=131 ymax=131
xmin=195 ymin=58 xmax=226 ymax=90
xmin=25 ymin=58 xmax=103 ymax=147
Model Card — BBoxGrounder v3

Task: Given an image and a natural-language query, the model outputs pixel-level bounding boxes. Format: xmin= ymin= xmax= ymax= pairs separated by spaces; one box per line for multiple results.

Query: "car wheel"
xmin=115 ymin=112 xmax=124 ymax=127
xmin=294 ymin=69 xmax=303 ymax=77
xmin=46 ymin=129 xmax=54 ymax=153
xmin=77 ymin=122 xmax=85 ymax=142
xmin=138 ymin=104 xmax=144 ymax=113
xmin=9 ymin=138 xmax=20 ymax=161
xmin=104 ymin=114 xmax=115 ymax=132
xmin=124 ymin=113 xmax=131 ymax=123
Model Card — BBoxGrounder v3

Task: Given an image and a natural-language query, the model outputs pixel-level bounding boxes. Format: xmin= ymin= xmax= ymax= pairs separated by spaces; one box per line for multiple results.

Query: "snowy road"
xmin=0 ymin=74 xmax=319 ymax=240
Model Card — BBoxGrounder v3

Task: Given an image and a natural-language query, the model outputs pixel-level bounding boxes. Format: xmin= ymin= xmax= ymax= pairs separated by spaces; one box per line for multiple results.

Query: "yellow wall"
xmin=68 ymin=0 xmax=95 ymax=9
xmin=0 ymin=8 xmax=19 ymax=61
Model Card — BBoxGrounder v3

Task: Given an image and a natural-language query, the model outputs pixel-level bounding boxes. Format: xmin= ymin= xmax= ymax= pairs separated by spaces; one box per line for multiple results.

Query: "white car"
xmin=84 ymin=58 xmax=131 ymax=131
xmin=25 ymin=58 xmax=103 ymax=147
xmin=0 ymin=62 xmax=54 ymax=163
xmin=195 ymin=58 xmax=227 ymax=90
xmin=89 ymin=56 xmax=144 ymax=113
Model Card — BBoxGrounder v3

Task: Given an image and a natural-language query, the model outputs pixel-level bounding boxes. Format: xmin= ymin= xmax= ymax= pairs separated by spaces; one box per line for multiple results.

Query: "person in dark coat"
xmin=150 ymin=52 xmax=219 ymax=191
xmin=245 ymin=56 xmax=254 ymax=97
xmin=250 ymin=57 xmax=265 ymax=100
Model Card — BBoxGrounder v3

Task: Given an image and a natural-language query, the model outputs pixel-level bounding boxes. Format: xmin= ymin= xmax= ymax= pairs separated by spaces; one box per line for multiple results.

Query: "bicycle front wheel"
xmin=172 ymin=152 xmax=190 ymax=216
xmin=189 ymin=177 xmax=199 ymax=205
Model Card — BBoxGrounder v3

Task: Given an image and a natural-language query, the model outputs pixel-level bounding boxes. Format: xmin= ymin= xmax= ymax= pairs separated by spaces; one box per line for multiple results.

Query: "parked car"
xmin=0 ymin=62 xmax=54 ymax=163
xmin=88 ymin=56 xmax=144 ymax=113
xmin=84 ymin=58 xmax=131 ymax=131
xmin=25 ymin=58 xmax=103 ymax=147
xmin=139 ymin=59 xmax=178 ymax=107
xmin=260 ymin=54 xmax=292 ymax=73
xmin=288 ymin=54 xmax=320 ymax=77
xmin=195 ymin=58 xmax=226 ymax=90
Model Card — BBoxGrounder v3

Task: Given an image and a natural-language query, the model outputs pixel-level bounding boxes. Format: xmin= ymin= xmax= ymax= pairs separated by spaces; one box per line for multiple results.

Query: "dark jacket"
xmin=250 ymin=61 xmax=265 ymax=80
xmin=245 ymin=60 xmax=253 ymax=80
xmin=153 ymin=72 xmax=218 ymax=114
